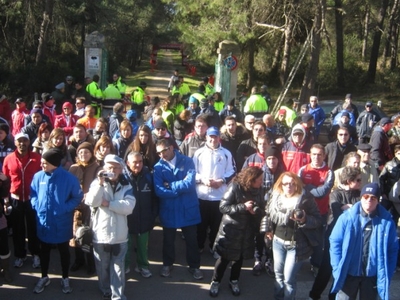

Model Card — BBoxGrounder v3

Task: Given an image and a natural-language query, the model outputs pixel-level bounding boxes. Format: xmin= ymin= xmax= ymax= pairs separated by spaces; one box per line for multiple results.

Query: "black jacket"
xmin=126 ymin=167 xmax=158 ymax=234
xmin=325 ymin=141 xmax=357 ymax=171
xmin=379 ymin=157 xmax=400 ymax=196
xmin=214 ymin=182 xmax=264 ymax=261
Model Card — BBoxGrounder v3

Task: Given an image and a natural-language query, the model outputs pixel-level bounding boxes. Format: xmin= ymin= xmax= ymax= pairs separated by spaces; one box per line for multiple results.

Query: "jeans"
xmin=93 ymin=242 xmax=128 ymax=300
xmin=273 ymin=236 xmax=305 ymax=300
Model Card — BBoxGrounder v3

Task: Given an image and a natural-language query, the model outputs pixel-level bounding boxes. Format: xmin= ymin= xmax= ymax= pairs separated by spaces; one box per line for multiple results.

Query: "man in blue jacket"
xmin=308 ymin=96 xmax=325 ymax=140
xmin=154 ymin=138 xmax=203 ymax=280
xmin=30 ymin=148 xmax=83 ymax=294
xmin=330 ymin=183 xmax=398 ymax=300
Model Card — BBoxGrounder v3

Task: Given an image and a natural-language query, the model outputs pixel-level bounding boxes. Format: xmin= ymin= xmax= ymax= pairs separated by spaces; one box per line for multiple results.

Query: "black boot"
xmin=1 ymin=257 xmax=12 ymax=283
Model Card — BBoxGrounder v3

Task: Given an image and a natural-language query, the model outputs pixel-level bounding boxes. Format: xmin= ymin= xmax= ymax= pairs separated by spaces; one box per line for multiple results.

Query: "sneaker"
xmin=229 ymin=280 xmax=240 ymax=296
xmin=252 ymin=261 xmax=263 ymax=276
xmin=32 ymin=255 xmax=40 ymax=269
xmin=209 ymin=281 xmax=220 ymax=297
xmin=14 ymin=257 xmax=26 ymax=268
xmin=188 ymin=267 xmax=203 ymax=280
xmin=265 ymin=259 xmax=275 ymax=277
xmin=160 ymin=265 xmax=172 ymax=277
xmin=134 ymin=267 xmax=152 ymax=278
xmin=103 ymin=293 xmax=112 ymax=300
xmin=33 ymin=276 xmax=50 ymax=294
xmin=61 ymin=277 xmax=72 ymax=294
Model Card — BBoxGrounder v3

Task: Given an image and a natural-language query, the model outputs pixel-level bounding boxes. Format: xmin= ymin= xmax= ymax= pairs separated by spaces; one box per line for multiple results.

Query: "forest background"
xmin=1 ymin=0 xmax=399 ymax=114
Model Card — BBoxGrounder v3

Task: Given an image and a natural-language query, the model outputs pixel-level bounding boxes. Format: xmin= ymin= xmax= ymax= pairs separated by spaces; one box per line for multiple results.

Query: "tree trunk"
xmin=388 ymin=0 xmax=400 ymax=70
xmin=299 ymin=0 xmax=326 ymax=103
xmin=246 ymin=38 xmax=256 ymax=89
xmin=335 ymin=0 xmax=345 ymax=88
xmin=390 ymin=23 xmax=399 ymax=70
xmin=362 ymin=5 xmax=370 ymax=61
xmin=35 ymin=0 xmax=54 ymax=66
xmin=280 ymin=14 xmax=294 ymax=86
xmin=366 ymin=0 xmax=389 ymax=84
xmin=270 ymin=34 xmax=284 ymax=85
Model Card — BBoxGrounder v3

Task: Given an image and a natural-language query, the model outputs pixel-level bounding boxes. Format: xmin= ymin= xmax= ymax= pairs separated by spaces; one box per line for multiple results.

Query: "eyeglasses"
xmin=156 ymin=147 xmax=169 ymax=155
xmin=282 ymin=182 xmax=296 ymax=187
xmin=362 ymin=194 xmax=378 ymax=201
xmin=156 ymin=128 xmax=166 ymax=131
xmin=338 ymin=133 xmax=349 ymax=136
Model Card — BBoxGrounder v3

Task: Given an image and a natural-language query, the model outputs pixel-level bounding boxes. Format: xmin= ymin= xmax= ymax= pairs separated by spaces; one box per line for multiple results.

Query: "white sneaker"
xmin=32 ymin=255 xmax=41 ymax=269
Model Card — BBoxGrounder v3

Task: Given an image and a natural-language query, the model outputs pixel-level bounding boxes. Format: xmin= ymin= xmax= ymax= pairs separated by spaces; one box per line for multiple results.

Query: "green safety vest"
xmin=205 ymin=83 xmax=215 ymax=97
xmin=113 ymin=77 xmax=127 ymax=94
xmin=131 ymin=87 xmax=145 ymax=105
xmin=214 ymin=101 xmax=224 ymax=112
xmin=86 ymin=81 xmax=103 ymax=103
xmin=103 ymin=84 xmax=122 ymax=100
xmin=244 ymin=94 xmax=268 ymax=113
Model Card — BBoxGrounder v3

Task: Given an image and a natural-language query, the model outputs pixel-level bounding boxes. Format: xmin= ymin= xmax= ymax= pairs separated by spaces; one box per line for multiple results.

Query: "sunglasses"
xmin=362 ymin=194 xmax=378 ymax=201
xmin=282 ymin=182 xmax=296 ymax=187
xmin=156 ymin=147 xmax=169 ymax=155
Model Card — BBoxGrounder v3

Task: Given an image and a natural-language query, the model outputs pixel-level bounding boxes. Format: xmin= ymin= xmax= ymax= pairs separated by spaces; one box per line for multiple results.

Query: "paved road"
xmin=2 ymin=225 xmax=400 ymax=299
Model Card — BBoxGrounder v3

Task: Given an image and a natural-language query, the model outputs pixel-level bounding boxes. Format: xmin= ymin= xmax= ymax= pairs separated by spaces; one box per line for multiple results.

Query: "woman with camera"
xmin=209 ymin=167 xmax=265 ymax=297
xmin=261 ymin=171 xmax=322 ymax=300
xmin=69 ymin=142 xmax=101 ymax=274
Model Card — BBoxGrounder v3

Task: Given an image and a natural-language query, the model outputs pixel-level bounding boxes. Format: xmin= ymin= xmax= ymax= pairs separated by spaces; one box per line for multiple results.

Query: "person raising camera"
xmin=85 ymin=155 xmax=135 ymax=300
xmin=260 ymin=172 xmax=322 ymax=300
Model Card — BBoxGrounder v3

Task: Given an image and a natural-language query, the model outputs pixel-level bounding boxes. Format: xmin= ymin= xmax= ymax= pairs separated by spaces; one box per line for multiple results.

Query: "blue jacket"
xmin=154 ymin=150 xmax=201 ymax=228
xmin=31 ymin=167 xmax=83 ymax=243
xmin=308 ymin=104 xmax=326 ymax=137
xmin=329 ymin=202 xmax=398 ymax=300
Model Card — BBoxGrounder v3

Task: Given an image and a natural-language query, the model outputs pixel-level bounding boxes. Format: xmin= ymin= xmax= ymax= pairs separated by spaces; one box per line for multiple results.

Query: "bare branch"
xmin=255 ymin=22 xmax=285 ymax=32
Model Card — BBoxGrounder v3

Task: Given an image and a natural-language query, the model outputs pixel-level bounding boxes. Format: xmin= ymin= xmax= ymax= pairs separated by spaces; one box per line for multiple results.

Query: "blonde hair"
xmin=273 ymin=172 xmax=303 ymax=195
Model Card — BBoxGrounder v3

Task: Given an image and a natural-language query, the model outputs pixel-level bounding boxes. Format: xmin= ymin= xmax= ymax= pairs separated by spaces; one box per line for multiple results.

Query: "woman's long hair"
xmin=47 ymin=128 xmax=68 ymax=156
xmin=234 ymin=167 xmax=263 ymax=191
xmin=126 ymin=124 xmax=156 ymax=166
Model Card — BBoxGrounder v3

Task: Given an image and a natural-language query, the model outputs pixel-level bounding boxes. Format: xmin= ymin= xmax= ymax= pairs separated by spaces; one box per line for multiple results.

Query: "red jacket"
xmin=43 ymin=105 xmax=57 ymax=126
xmin=298 ymin=163 xmax=333 ymax=215
xmin=0 ymin=97 xmax=12 ymax=125
xmin=281 ymin=140 xmax=311 ymax=174
xmin=11 ymin=108 xmax=30 ymax=136
xmin=3 ymin=150 xmax=41 ymax=201
xmin=54 ymin=113 xmax=79 ymax=137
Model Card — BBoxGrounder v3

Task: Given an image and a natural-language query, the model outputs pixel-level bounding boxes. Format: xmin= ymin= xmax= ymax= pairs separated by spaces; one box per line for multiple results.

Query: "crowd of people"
xmin=0 ymin=71 xmax=399 ymax=300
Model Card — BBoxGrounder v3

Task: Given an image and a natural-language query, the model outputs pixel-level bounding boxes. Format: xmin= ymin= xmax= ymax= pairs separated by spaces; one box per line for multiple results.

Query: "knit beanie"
xmin=42 ymin=148 xmax=63 ymax=167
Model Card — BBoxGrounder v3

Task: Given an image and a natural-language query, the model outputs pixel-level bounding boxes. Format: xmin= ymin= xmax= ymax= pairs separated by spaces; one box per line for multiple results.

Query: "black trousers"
xmin=0 ymin=227 xmax=9 ymax=256
xmin=163 ymin=225 xmax=200 ymax=268
xmin=336 ymin=275 xmax=377 ymax=300
xmin=309 ymin=234 xmax=335 ymax=300
xmin=40 ymin=240 xmax=70 ymax=279
xmin=212 ymin=256 xmax=243 ymax=283
xmin=11 ymin=199 xmax=40 ymax=258
xmin=197 ymin=200 xmax=222 ymax=250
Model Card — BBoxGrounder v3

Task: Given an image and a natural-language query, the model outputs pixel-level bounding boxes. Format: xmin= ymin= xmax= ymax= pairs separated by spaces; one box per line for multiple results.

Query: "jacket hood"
xmin=290 ymin=124 xmax=306 ymax=144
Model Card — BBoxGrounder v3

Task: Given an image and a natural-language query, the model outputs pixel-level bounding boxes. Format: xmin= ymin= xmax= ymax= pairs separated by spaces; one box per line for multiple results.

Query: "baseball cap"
xmin=206 ymin=126 xmax=219 ymax=136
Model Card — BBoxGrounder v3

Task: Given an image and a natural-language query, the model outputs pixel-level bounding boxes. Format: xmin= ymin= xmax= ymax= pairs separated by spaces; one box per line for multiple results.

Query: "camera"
xmin=252 ymin=203 xmax=261 ymax=214
xmin=4 ymin=205 xmax=12 ymax=216
xmin=100 ymin=172 xmax=115 ymax=178
xmin=293 ymin=209 xmax=304 ymax=219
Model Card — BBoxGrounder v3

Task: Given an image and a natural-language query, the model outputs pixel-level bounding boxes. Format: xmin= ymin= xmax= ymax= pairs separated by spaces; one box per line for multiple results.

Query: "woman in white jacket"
xmin=85 ymin=154 xmax=135 ymax=300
